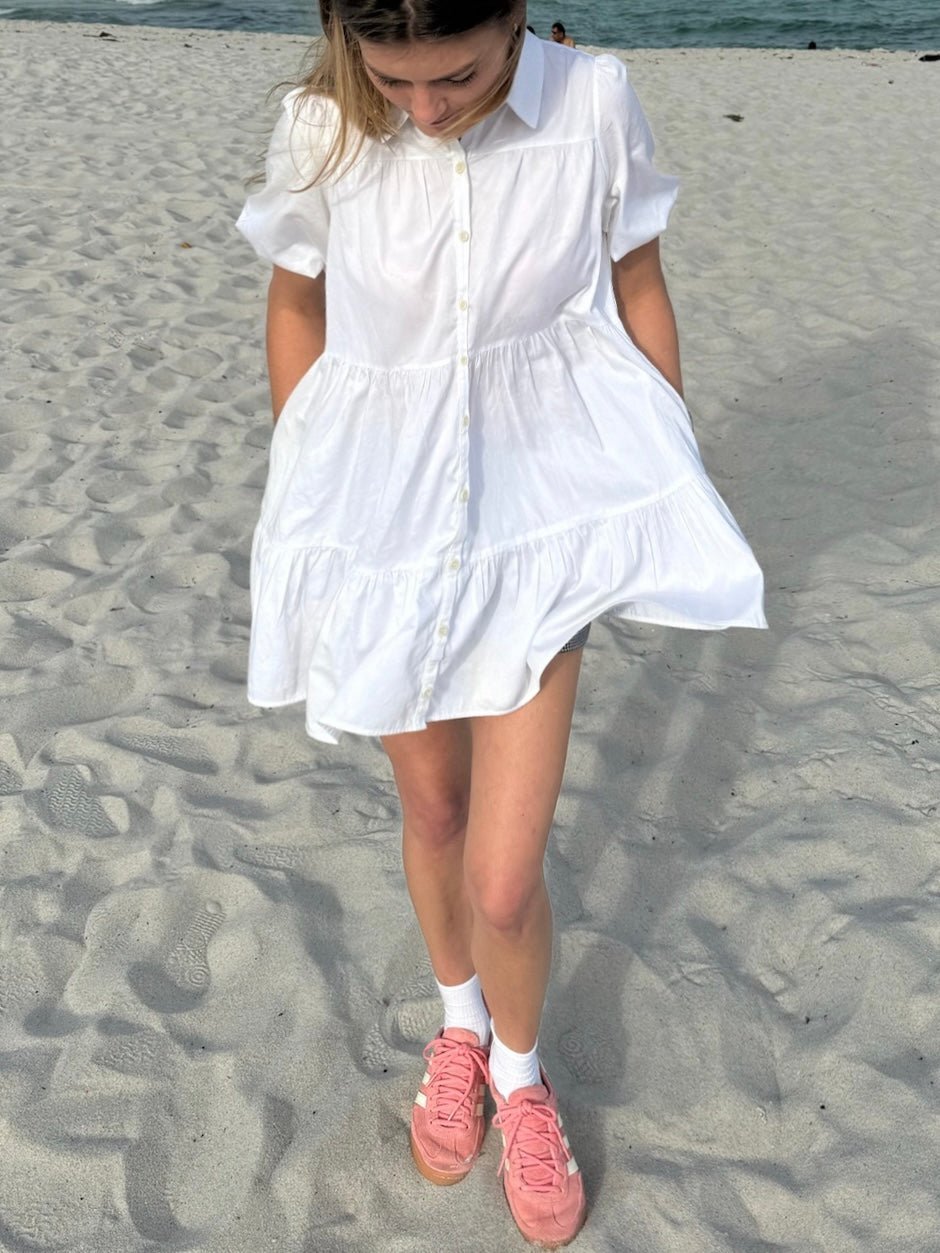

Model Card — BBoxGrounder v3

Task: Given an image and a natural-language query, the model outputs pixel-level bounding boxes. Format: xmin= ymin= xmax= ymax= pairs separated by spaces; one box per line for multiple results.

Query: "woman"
xmin=237 ymin=1 xmax=765 ymax=1245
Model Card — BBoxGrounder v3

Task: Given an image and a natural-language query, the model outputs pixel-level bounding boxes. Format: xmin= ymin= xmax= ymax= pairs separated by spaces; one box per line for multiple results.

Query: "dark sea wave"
xmin=2 ymin=0 xmax=937 ymax=49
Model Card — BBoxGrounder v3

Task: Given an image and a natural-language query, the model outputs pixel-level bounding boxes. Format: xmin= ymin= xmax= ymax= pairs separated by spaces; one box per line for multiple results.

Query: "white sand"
xmin=1 ymin=19 xmax=939 ymax=1251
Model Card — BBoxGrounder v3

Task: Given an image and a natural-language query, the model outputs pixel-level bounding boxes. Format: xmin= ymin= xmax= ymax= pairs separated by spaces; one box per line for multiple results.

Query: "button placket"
xmin=417 ymin=142 xmax=474 ymax=719
xmin=450 ymin=139 xmax=473 ymax=599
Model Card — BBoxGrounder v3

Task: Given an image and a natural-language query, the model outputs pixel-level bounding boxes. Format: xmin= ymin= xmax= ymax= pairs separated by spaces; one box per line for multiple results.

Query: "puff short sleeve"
xmin=594 ymin=55 xmax=679 ymax=261
xmin=236 ymin=88 xmax=334 ymax=279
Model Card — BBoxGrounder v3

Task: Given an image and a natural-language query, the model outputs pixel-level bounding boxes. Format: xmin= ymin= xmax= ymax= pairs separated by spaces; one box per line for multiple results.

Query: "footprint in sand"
xmin=39 ymin=765 xmax=126 ymax=839
xmin=167 ymin=346 xmax=224 ymax=379
xmin=4 ymin=615 xmax=73 ymax=670
xmin=123 ymin=1065 xmax=262 ymax=1241
xmin=0 ymin=939 xmax=47 ymax=1019
xmin=165 ymin=900 xmax=226 ymax=991
xmin=359 ymin=1022 xmax=396 ymax=1075
xmin=130 ymin=900 xmax=225 ymax=1012
xmin=106 ymin=724 xmax=219 ymax=775
xmin=93 ymin=1023 xmax=173 ymax=1079
xmin=0 ymin=1195 xmax=96 ymax=1252
xmin=379 ymin=973 xmax=441 ymax=1051
xmin=161 ymin=472 xmax=211 ymax=506
xmin=0 ymin=759 xmax=24 ymax=794
xmin=0 ymin=561 xmax=75 ymax=603
xmin=233 ymin=842 xmax=309 ymax=873
xmin=557 ymin=1025 xmax=622 ymax=1085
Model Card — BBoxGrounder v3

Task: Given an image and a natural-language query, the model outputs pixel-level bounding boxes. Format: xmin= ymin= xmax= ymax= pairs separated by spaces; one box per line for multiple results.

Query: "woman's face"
xmin=359 ymin=23 xmax=515 ymax=137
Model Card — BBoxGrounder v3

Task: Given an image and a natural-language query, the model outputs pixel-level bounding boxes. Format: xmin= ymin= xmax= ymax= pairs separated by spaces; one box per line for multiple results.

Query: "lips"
xmin=412 ymin=113 xmax=456 ymax=131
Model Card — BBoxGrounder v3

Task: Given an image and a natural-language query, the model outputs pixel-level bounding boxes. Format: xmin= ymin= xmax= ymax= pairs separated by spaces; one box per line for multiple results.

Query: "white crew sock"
xmin=488 ymin=1024 xmax=541 ymax=1099
xmin=435 ymin=972 xmax=491 ymax=1046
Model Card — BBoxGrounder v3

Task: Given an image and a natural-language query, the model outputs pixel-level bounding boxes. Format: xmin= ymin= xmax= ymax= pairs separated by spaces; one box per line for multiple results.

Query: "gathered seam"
xmin=256 ymin=476 xmax=702 ymax=571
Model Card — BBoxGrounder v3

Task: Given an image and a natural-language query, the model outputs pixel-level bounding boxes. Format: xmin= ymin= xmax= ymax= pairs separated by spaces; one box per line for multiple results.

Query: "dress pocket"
xmin=277 ymin=353 xmax=327 ymax=427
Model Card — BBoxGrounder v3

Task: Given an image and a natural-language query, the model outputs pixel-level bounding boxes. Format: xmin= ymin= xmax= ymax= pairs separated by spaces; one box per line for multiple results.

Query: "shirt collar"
xmin=383 ymin=30 xmax=545 ymax=140
xmin=505 ymin=30 xmax=544 ymax=129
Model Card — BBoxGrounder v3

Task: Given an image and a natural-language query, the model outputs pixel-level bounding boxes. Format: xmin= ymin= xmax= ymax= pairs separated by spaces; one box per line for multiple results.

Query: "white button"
xmin=461 ymin=414 xmax=470 ymax=428
xmin=460 ymin=486 xmax=470 ymax=503
xmin=438 ymin=624 xmax=449 ymax=638
xmin=449 ymin=558 xmax=460 ymax=571
xmin=455 ymin=161 xmax=466 ymax=175
xmin=459 ymin=354 xmax=468 ymax=366
xmin=458 ymin=298 xmax=468 ymax=311
xmin=459 ymin=230 xmax=470 ymax=242
xmin=421 ymin=686 xmax=432 ymax=699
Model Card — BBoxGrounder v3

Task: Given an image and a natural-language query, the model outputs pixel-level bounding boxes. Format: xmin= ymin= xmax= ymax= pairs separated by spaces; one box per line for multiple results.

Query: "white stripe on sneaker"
xmin=567 ymin=1157 xmax=579 ymax=1175
xmin=422 ymin=1071 xmax=431 ymax=1084
xmin=414 ymin=1091 xmax=427 ymax=1108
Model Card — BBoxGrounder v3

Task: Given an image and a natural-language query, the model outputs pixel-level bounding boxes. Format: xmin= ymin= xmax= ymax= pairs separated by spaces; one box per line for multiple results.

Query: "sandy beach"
xmin=1 ymin=19 xmax=940 ymax=1251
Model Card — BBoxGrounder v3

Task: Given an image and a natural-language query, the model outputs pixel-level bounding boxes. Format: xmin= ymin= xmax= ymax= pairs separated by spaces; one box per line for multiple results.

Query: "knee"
xmin=402 ymin=789 xmax=469 ymax=853
xmin=465 ymin=868 xmax=544 ymax=935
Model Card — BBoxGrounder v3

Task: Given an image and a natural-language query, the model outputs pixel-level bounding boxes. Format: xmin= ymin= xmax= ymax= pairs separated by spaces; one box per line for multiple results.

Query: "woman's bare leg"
xmin=381 ymin=719 xmax=474 ymax=985
xmin=464 ymin=650 xmax=582 ymax=1051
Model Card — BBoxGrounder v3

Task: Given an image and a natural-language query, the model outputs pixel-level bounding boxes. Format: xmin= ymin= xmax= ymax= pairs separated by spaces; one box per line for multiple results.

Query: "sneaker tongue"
xmin=441 ymin=1027 xmax=482 ymax=1047
xmin=507 ymin=1082 xmax=550 ymax=1104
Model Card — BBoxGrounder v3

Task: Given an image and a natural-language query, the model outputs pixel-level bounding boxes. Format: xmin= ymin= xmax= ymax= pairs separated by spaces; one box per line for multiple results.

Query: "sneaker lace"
xmin=493 ymin=1096 xmax=567 ymax=1193
xmin=422 ymin=1036 xmax=488 ymax=1131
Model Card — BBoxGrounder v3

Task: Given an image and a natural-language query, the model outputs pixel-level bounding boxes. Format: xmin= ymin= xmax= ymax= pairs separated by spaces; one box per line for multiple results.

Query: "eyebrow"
xmin=363 ymin=59 xmax=478 ymax=83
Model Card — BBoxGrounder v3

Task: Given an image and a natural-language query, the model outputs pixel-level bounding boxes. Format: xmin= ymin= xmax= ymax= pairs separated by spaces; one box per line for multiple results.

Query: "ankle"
xmin=488 ymin=1024 xmax=540 ymax=1098
xmin=435 ymin=972 xmax=491 ymax=1045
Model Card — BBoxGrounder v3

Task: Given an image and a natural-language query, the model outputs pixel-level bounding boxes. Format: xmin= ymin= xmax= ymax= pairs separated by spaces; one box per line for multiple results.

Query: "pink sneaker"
xmin=410 ymin=1028 xmax=489 ymax=1185
xmin=491 ymin=1070 xmax=587 ymax=1248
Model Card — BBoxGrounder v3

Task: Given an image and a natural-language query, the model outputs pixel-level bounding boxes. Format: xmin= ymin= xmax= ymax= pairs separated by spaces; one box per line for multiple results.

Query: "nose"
xmin=409 ymin=85 xmax=449 ymax=126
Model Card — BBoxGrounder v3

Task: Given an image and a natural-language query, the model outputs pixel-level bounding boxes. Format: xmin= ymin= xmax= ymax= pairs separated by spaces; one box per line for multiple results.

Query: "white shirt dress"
xmin=236 ymin=34 xmax=767 ymax=745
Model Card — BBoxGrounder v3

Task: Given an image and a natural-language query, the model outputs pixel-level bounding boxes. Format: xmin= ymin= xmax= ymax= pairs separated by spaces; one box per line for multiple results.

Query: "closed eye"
xmin=373 ymin=72 xmax=478 ymax=87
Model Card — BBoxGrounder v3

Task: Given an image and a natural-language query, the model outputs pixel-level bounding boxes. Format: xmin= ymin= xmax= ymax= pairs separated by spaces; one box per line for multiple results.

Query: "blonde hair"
xmin=289 ymin=0 xmax=525 ymax=184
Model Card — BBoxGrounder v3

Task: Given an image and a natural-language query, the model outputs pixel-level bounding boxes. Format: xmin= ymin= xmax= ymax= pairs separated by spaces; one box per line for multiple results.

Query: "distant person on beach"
xmin=551 ymin=20 xmax=575 ymax=46
xmin=237 ymin=0 xmax=765 ymax=1246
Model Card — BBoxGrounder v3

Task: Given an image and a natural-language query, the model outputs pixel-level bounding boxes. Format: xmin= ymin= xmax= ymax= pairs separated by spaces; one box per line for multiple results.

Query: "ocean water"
xmin=3 ymin=0 xmax=937 ymax=48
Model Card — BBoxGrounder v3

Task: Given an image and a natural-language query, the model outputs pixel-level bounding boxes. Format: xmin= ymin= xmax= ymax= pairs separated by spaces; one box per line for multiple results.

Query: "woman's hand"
xmin=611 ymin=239 xmax=683 ymax=399
xmin=266 ymin=265 xmax=327 ymax=422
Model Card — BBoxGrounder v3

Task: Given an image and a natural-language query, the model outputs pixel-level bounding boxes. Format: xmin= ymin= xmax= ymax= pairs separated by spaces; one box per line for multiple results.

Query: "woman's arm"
xmin=611 ymin=238 xmax=683 ymax=399
xmin=266 ymin=264 xmax=327 ymax=422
